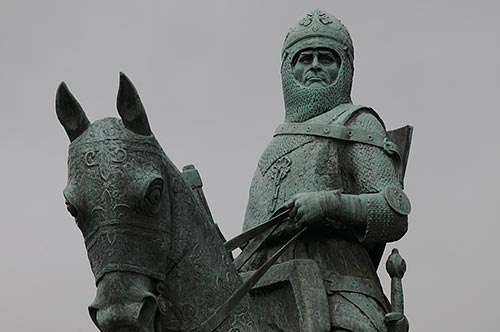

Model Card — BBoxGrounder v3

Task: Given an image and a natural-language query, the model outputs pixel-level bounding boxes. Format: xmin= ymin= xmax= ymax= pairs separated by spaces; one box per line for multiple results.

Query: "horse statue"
xmin=56 ymin=73 xmax=408 ymax=332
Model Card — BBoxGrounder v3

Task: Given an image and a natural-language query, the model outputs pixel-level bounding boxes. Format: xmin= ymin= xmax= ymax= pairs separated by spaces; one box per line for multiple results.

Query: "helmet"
xmin=281 ymin=9 xmax=355 ymax=122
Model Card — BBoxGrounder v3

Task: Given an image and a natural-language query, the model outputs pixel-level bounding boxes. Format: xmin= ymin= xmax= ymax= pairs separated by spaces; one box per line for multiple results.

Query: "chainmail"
xmin=280 ymin=9 xmax=355 ymax=123
xmin=243 ymin=10 xmax=409 ymax=332
xmin=281 ymin=42 xmax=353 ymax=122
xmin=340 ymin=111 xmax=407 ymax=244
xmin=340 ymin=112 xmax=398 ymax=194
xmin=257 ymin=103 xmax=355 ymax=175
xmin=361 ymin=194 xmax=408 ymax=244
xmin=256 ymin=10 xmax=357 ymax=171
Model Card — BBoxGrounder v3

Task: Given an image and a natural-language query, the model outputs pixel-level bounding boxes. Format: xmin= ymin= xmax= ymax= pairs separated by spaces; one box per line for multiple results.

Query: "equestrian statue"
xmin=56 ymin=9 xmax=412 ymax=332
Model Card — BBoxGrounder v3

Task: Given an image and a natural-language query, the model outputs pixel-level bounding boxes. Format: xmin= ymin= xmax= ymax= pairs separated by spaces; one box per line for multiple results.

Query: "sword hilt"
xmin=384 ymin=249 xmax=409 ymax=331
xmin=386 ymin=248 xmax=406 ymax=314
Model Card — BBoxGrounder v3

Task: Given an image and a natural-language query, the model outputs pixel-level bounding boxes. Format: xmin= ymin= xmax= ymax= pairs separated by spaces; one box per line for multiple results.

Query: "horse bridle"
xmin=86 ymin=207 xmax=301 ymax=332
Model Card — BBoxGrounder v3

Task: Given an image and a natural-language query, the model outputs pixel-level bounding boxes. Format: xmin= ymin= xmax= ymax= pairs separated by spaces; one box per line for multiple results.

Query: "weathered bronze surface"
xmin=56 ymin=9 xmax=412 ymax=332
xmin=57 ymin=73 xmax=263 ymax=332
xmin=241 ymin=9 xmax=412 ymax=332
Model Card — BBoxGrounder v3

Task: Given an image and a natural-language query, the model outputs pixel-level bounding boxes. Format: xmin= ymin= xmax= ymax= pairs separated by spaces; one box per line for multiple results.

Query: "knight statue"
xmin=241 ymin=9 xmax=412 ymax=332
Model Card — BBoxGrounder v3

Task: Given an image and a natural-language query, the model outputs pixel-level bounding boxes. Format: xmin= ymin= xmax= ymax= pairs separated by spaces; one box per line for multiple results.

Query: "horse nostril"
xmin=137 ymin=295 xmax=158 ymax=329
xmin=87 ymin=292 xmax=158 ymax=332
xmin=88 ymin=305 xmax=99 ymax=329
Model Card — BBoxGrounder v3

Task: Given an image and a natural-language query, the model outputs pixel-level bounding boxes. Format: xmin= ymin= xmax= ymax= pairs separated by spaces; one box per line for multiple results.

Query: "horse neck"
xmin=162 ymin=172 xmax=260 ymax=332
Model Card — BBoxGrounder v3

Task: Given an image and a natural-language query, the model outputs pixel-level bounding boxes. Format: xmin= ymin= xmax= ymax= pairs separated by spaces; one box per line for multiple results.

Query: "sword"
xmin=385 ymin=248 xmax=409 ymax=332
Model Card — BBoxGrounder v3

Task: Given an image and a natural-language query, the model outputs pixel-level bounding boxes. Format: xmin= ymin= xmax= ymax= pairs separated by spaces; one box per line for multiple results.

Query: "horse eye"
xmin=65 ymin=201 xmax=78 ymax=218
xmin=146 ymin=187 xmax=162 ymax=206
xmin=141 ymin=179 xmax=163 ymax=214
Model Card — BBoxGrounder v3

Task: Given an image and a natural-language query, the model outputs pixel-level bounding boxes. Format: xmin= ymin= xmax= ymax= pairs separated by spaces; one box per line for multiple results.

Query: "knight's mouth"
xmin=304 ymin=77 xmax=327 ymax=87
xmin=307 ymin=77 xmax=324 ymax=82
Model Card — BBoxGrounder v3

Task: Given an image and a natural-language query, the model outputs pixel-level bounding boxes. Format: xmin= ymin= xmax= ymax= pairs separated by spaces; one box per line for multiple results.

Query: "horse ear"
xmin=56 ymin=82 xmax=90 ymax=142
xmin=116 ymin=72 xmax=152 ymax=136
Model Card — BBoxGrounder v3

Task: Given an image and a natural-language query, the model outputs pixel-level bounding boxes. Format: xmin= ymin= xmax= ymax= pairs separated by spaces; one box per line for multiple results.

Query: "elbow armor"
xmin=354 ymin=186 xmax=410 ymax=244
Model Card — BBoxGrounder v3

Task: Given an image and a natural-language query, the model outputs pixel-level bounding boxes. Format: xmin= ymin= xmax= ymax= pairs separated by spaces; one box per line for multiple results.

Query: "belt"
xmin=323 ymin=272 xmax=390 ymax=312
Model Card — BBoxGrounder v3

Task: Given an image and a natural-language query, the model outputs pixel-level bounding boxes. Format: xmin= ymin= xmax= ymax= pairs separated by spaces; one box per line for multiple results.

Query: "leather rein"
xmin=198 ymin=207 xmax=306 ymax=332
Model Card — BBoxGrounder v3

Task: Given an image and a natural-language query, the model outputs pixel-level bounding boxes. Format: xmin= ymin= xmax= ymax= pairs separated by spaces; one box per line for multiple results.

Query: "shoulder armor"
xmin=335 ymin=105 xmax=386 ymax=129
xmin=383 ymin=186 xmax=411 ymax=216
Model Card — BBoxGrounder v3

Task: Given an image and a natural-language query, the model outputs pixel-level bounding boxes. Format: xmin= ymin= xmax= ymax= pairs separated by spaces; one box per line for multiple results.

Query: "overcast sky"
xmin=1 ymin=1 xmax=499 ymax=331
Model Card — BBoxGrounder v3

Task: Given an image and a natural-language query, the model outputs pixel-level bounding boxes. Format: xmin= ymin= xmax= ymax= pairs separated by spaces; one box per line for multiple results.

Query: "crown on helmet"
xmin=280 ymin=10 xmax=355 ymax=122
xmin=282 ymin=9 xmax=354 ymax=63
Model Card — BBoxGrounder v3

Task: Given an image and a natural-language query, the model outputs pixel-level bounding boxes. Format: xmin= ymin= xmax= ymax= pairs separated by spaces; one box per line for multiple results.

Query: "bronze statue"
xmin=56 ymin=9 xmax=412 ymax=332
xmin=57 ymin=72 xmax=350 ymax=332
xmin=57 ymin=74 xmax=263 ymax=332
xmin=241 ymin=9 xmax=411 ymax=332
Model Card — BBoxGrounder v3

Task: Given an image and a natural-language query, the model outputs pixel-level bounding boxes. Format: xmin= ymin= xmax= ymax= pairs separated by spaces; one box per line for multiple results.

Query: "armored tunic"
xmin=242 ymin=103 xmax=408 ymax=332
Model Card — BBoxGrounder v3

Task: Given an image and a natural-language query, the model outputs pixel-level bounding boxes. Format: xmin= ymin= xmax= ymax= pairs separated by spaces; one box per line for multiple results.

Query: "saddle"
xmin=240 ymin=259 xmax=330 ymax=332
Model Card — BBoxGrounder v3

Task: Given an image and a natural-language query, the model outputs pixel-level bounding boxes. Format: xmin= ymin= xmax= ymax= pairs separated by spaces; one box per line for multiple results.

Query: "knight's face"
xmin=292 ymin=48 xmax=340 ymax=88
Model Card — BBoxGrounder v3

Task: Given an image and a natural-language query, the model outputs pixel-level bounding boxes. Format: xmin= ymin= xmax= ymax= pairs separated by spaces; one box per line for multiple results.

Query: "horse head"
xmin=57 ymin=73 xmax=177 ymax=332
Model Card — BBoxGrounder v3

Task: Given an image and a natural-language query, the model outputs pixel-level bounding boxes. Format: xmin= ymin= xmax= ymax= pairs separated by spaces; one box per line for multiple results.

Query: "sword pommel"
xmin=386 ymin=248 xmax=406 ymax=279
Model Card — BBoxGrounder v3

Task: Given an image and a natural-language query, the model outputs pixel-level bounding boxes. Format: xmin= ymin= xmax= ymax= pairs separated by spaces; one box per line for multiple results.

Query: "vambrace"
xmin=322 ymin=186 xmax=410 ymax=244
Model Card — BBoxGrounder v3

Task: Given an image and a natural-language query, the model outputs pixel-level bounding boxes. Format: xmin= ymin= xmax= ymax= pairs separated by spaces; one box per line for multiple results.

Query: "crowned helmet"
xmin=281 ymin=9 xmax=355 ymax=122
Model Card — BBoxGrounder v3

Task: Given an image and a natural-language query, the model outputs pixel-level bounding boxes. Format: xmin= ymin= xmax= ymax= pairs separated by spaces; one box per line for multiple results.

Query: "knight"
xmin=242 ymin=9 xmax=411 ymax=332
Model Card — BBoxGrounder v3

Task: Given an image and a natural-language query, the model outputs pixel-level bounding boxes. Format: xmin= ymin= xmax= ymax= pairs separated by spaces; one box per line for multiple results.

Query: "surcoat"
xmin=242 ymin=103 xmax=407 ymax=332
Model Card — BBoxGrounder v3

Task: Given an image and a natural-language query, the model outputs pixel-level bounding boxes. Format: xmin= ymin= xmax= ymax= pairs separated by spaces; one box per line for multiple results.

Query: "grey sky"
xmin=1 ymin=1 xmax=498 ymax=331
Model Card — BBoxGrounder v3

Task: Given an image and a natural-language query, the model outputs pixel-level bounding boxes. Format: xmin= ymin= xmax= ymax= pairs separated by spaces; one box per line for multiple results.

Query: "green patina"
xmin=57 ymin=9 xmax=412 ymax=332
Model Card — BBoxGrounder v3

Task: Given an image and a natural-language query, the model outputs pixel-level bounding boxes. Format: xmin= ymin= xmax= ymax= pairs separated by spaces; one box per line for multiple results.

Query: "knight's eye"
xmin=319 ymin=54 xmax=334 ymax=64
xmin=299 ymin=54 xmax=313 ymax=64
xmin=141 ymin=178 xmax=163 ymax=214
xmin=65 ymin=201 xmax=78 ymax=218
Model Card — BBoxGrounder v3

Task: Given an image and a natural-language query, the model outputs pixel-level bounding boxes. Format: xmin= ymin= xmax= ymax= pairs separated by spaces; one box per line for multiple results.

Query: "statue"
xmin=56 ymin=74 xmax=264 ymax=332
xmin=55 ymin=9 xmax=412 ymax=332
xmin=241 ymin=9 xmax=412 ymax=332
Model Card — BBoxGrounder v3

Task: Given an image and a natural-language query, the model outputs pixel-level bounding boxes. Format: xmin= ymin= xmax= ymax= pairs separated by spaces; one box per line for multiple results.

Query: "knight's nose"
xmin=89 ymin=294 xmax=158 ymax=332
xmin=311 ymin=56 xmax=320 ymax=69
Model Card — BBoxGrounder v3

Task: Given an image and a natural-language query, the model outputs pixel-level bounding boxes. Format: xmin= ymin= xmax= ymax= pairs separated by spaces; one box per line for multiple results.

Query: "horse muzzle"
xmin=89 ymin=296 xmax=157 ymax=332
xmin=88 ymin=273 xmax=160 ymax=332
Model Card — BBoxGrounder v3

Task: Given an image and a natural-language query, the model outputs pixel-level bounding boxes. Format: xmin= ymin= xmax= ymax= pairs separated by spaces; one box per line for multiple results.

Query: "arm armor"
xmin=322 ymin=109 xmax=410 ymax=244
xmin=339 ymin=190 xmax=409 ymax=244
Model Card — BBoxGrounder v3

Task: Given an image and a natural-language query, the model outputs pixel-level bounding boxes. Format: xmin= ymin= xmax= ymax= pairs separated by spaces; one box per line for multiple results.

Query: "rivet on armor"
xmin=324 ymin=128 xmax=330 ymax=133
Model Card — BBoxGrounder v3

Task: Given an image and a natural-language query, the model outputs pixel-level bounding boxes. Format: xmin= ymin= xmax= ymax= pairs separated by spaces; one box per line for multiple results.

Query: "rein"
xmin=224 ymin=206 xmax=290 ymax=252
xmin=198 ymin=207 xmax=305 ymax=332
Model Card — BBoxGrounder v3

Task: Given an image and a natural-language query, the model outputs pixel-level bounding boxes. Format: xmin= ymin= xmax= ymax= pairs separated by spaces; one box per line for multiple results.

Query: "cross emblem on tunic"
xmin=268 ymin=157 xmax=292 ymax=213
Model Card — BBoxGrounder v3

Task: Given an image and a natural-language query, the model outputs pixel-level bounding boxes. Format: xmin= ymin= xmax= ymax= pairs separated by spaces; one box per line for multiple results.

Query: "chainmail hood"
xmin=282 ymin=9 xmax=355 ymax=122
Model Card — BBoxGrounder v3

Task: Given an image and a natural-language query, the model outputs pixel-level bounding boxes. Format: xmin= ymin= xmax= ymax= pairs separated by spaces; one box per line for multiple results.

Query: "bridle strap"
xmin=84 ymin=223 xmax=172 ymax=284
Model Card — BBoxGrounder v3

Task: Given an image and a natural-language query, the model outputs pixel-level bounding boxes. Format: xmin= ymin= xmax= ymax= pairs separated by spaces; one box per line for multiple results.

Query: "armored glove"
xmin=285 ymin=190 xmax=341 ymax=228
xmin=284 ymin=187 xmax=409 ymax=244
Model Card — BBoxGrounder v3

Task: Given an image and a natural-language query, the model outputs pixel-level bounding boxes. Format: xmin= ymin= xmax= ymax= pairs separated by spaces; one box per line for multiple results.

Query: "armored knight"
xmin=242 ymin=9 xmax=411 ymax=332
